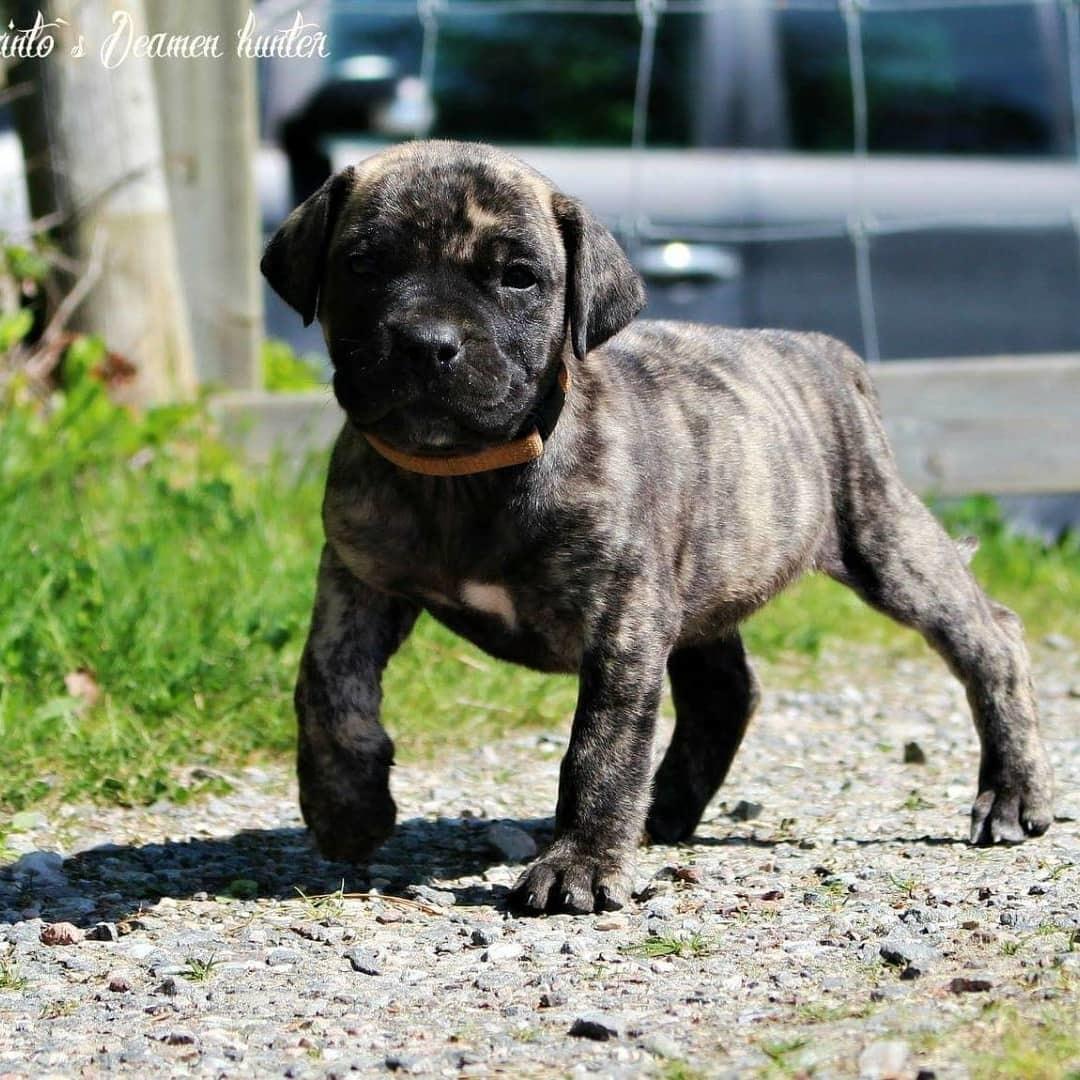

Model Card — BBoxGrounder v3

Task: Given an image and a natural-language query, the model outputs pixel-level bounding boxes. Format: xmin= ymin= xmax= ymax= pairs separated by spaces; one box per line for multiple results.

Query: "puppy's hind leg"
xmin=828 ymin=485 xmax=1053 ymax=845
xmin=646 ymin=633 xmax=761 ymax=843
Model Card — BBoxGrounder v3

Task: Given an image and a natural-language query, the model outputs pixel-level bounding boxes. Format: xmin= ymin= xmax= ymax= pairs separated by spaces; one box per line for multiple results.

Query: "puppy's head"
xmin=262 ymin=140 xmax=644 ymax=454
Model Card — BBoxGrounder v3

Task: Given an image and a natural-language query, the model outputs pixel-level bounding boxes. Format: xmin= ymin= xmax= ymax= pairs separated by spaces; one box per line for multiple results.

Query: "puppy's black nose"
xmin=391 ymin=319 xmax=462 ymax=371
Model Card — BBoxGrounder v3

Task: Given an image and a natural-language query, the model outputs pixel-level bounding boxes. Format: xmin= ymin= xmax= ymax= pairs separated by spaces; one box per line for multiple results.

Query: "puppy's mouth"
xmin=349 ymin=401 xmax=518 ymax=457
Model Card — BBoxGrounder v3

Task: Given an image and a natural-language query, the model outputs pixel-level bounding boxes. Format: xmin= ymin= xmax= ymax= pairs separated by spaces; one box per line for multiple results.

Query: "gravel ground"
xmin=1 ymin=644 xmax=1077 ymax=1079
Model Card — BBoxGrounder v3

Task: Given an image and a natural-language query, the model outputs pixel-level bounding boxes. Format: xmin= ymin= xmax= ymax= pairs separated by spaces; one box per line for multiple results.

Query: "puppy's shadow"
xmin=1 ymin=815 xmax=554 ymax=928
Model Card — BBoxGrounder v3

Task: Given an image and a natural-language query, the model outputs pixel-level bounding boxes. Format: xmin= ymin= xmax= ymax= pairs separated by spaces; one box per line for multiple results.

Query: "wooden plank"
xmin=872 ymin=354 xmax=1080 ymax=495
xmin=212 ymin=354 xmax=1080 ymax=496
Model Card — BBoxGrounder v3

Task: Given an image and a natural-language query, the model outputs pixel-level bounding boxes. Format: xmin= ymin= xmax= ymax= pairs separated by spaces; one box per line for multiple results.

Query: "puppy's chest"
xmin=327 ymin=501 xmax=587 ymax=673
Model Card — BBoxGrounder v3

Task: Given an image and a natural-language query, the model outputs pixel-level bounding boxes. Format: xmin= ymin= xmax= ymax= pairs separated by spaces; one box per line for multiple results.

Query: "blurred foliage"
xmin=261 ymin=338 xmax=324 ymax=392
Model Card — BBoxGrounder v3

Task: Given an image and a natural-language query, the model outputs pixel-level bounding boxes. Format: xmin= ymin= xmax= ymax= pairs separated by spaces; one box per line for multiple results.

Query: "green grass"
xmin=182 ymin=954 xmax=220 ymax=982
xmin=622 ymin=933 xmax=716 ymax=960
xmin=969 ymin=1004 xmax=1080 ymax=1080
xmin=1 ymin=351 xmax=1078 ymax=815
xmin=0 ymin=960 xmax=27 ymax=991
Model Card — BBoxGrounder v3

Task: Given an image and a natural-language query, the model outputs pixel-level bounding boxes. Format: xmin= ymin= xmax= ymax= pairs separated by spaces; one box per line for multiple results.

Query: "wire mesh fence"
xmin=259 ymin=0 xmax=1080 ymax=363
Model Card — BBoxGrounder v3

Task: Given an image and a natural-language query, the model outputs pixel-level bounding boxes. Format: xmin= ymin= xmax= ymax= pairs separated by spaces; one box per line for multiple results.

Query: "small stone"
xmin=673 ymin=866 xmax=702 ymax=885
xmin=266 ymin=946 xmax=304 ymax=967
xmin=384 ymin=1054 xmax=418 ymax=1073
xmin=107 ymin=973 xmax=131 ymax=993
xmin=569 ymin=1012 xmax=624 ymax=1041
xmin=1043 ymin=633 xmax=1071 ymax=650
xmin=949 ymin=976 xmax=993 ymax=993
xmin=14 ymin=851 xmax=67 ymax=885
xmin=903 ymin=742 xmax=927 ymax=764
xmin=640 ymin=1033 xmax=682 ymax=1059
xmin=539 ymin=991 xmax=566 ymax=1008
xmin=86 ymin=922 xmax=119 ymax=942
xmin=156 ymin=977 xmax=181 ymax=996
xmin=481 ymin=942 xmax=523 ymax=963
xmin=40 ymin=922 xmax=83 ymax=946
xmin=290 ymin=923 xmax=342 ymax=945
xmin=858 ymin=1039 xmax=909 ymax=1079
xmin=406 ymin=885 xmax=456 ymax=907
xmin=161 ymin=1030 xmax=196 ymax=1046
xmin=344 ymin=948 xmax=382 ymax=976
xmin=484 ymin=823 xmax=537 ymax=863
xmin=730 ymin=800 xmax=763 ymax=822
xmin=470 ymin=928 xmax=498 ymax=948
xmin=880 ymin=933 xmax=939 ymax=977
xmin=594 ymin=916 xmax=626 ymax=931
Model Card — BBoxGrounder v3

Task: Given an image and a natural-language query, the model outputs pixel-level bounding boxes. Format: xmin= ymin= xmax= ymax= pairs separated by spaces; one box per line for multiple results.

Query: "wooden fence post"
xmin=145 ymin=0 xmax=262 ymax=390
xmin=11 ymin=0 xmax=197 ymax=404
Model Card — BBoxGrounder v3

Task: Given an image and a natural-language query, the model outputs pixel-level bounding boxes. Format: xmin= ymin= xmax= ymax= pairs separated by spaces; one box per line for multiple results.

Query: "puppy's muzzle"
xmin=388 ymin=318 xmax=463 ymax=377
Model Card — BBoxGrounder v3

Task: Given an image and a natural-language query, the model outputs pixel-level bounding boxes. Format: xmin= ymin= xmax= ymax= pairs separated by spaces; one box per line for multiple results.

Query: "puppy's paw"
xmin=645 ymin=791 xmax=704 ymax=845
xmin=300 ymin=782 xmax=397 ymax=864
xmin=969 ymin=759 xmax=1053 ymax=846
xmin=508 ymin=843 xmax=633 ymax=916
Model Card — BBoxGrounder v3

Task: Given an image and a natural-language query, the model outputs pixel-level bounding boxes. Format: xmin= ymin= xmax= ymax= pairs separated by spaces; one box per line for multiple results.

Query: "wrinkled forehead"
xmin=337 ymin=149 xmax=560 ymax=262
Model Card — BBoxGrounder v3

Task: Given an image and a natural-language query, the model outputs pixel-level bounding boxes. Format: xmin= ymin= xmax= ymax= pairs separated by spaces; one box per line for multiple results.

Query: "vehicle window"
xmin=328 ymin=12 xmax=424 ymax=81
xmin=775 ymin=12 xmax=853 ymax=152
xmin=647 ymin=10 xmax=791 ymax=150
xmin=779 ymin=5 xmax=1073 ymax=156
xmin=431 ymin=13 xmax=640 ymax=145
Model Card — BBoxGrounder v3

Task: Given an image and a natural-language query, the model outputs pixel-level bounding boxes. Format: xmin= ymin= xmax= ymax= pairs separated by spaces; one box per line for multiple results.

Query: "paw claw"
xmin=970 ymin=783 xmax=1052 ymax=847
xmin=508 ymin=847 xmax=634 ymax=917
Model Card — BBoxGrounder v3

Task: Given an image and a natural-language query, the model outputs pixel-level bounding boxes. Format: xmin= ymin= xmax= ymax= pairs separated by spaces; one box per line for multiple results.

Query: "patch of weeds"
xmin=38 ymin=999 xmax=77 ymax=1019
xmin=1041 ymin=861 xmax=1076 ymax=883
xmin=797 ymin=999 xmax=875 ymax=1024
xmin=888 ymin=872 xmax=920 ymax=898
xmin=1000 ymin=939 xmax=1022 ymax=957
xmin=511 ymin=1026 xmax=541 ymax=1044
xmin=0 ymin=960 xmax=27 ymax=991
xmin=226 ymin=878 xmax=259 ymax=900
xmin=969 ymin=1004 xmax=1080 ymax=1080
xmin=294 ymin=882 xmax=346 ymax=922
xmin=622 ymin=933 xmax=716 ymax=960
xmin=261 ymin=338 xmax=325 ymax=392
xmin=760 ymin=1036 xmax=808 ymax=1068
xmin=182 ymin=954 xmax=219 ymax=982
xmin=658 ymin=1063 xmax=706 ymax=1080
xmin=901 ymin=790 xmax=932 ymax=812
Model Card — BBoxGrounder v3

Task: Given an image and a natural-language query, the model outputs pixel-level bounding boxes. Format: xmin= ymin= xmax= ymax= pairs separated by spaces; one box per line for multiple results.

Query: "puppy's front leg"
xmin=296 ymin=545 xmax=418 ymax=863
xmin=510 ymin=610 xmax=670 ymax=915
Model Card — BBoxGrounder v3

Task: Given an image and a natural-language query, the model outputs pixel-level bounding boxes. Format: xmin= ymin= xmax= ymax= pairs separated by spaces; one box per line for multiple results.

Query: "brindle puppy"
xmin=262 ymin=140 xmax=1053 ymax=915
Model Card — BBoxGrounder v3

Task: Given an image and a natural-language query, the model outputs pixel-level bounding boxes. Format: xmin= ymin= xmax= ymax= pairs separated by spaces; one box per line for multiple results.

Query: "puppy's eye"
xmin=347 ymin=253 xmax=369 ymax=276
xmin=501 ymin=264 xmax=538 ymax=290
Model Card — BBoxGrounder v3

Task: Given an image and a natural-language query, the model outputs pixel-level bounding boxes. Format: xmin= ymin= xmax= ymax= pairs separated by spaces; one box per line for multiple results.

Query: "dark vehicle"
xmin=259 ymin=2 xmax=1080 ymax=363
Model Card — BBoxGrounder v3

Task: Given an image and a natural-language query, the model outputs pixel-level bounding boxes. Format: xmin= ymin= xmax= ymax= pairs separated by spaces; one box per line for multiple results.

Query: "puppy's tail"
xmin=955 ymin=535 xmax=979 ymax=565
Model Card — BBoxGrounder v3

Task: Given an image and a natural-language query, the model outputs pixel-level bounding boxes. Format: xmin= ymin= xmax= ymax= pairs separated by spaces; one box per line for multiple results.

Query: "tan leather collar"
xmin=363 ymin=366 xmax=570 ymax=478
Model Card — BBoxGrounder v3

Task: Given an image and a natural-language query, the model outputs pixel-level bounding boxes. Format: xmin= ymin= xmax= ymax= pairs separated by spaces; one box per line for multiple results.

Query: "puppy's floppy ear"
xmin=552 ymin=192 xmax=646 ymax=360
xmin=261 ymin=167 xmax=356 ymax=327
